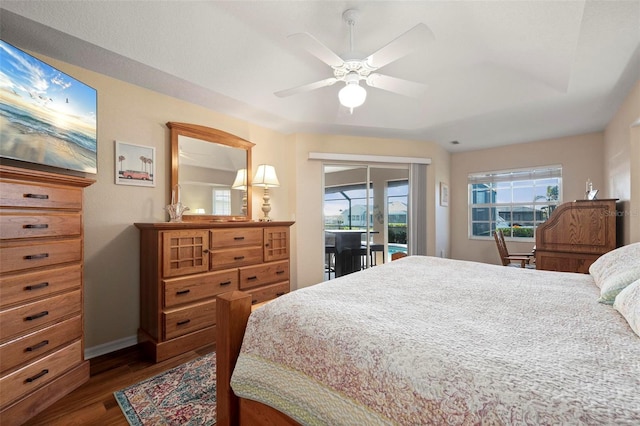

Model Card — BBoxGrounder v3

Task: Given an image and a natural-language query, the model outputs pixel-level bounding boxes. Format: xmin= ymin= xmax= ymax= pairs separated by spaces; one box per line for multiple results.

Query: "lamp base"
xmin=260 ymin=187 xmax=273 ymax=222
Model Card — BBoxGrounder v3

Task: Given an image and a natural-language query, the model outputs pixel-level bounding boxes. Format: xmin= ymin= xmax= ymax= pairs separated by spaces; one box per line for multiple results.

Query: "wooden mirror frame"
xmin=167 ymin=122 xmax=255 ymax=221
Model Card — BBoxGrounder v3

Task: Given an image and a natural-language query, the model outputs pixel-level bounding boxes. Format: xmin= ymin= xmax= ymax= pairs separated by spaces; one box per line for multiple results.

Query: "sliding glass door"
xmin=323 ymin=163 xmax=409 ymax=279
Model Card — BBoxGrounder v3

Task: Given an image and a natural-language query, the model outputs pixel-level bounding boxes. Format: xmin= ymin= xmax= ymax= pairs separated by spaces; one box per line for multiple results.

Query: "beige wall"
xmin=632 ymin=124 xmax=640 ymax=243
xmin=450 ymin=133 xmax=604 ymax=264
xmin=604 ymin=79 xmax=640 ymax=244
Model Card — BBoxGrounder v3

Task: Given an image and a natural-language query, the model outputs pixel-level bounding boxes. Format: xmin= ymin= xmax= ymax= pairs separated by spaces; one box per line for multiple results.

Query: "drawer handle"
xmin=177 ymin=319 xmax=191 ymax=326
xmin=251 ymin=299 xmax=258 ymax=305
xmin=176 ymin=289 xmax=190 ymax=295
xmin=234 ymin=256 xmax=245 ymax=261
xmin=24 ymin=253 xmax=49 ymax=260
xmin=203 ymin=249 xmax=210 ymax=254
xmin=25 ymin=311 xmax=49 ymax=321
xmin=276 ymin=292 xmax=286 ymax=297
xmin=24 ymin=193 xmax=49 ymax=200
xmin=25 ymin=282 xmax=49 ymax=291
xmin=247 ymin=276 xmax=258 ymax=280
xmin=233 ymin=236 xmax=245 ymax=240
xmin=24 ymin=224 xmax=49 ymax=229
xmin=276 ymin=270 xmax=285 ymax=275
xmin=26 ymin=340 xmax=49 ymax=352
xmin=25 ymin=369 xmax=49 ymax=383
xmin=220 ymin=281 xmax=232 ymax=286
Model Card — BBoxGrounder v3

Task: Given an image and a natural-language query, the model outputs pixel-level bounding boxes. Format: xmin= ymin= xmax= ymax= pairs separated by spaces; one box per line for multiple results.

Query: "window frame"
xmin=468 ymin=166 xmax=562 ymax=241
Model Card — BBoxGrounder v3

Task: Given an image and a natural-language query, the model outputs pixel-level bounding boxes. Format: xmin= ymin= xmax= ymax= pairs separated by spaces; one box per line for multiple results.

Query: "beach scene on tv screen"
xmin=0 ymin=40 xmax=97 ymax=174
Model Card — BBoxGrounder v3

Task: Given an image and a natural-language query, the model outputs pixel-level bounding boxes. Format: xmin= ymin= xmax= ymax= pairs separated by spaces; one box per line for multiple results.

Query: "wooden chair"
xmin=391 ymin=252 xmax=408 ymax=261
xmin=493 ymin=230 xmax=535 ymax=268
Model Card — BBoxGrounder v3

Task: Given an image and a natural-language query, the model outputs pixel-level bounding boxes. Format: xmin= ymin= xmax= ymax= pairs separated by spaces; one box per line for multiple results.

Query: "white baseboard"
xmin=84 ymin=335 xmax=138 ymax=359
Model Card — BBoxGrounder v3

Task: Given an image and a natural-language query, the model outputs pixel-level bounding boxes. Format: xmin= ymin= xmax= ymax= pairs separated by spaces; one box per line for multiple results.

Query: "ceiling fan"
xmin=275 ymin=9 xmax=435 ymax=112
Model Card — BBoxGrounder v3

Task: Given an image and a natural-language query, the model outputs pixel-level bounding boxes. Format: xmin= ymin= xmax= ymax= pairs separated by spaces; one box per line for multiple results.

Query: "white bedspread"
xmin=231 ymin=256 xmax=640 ymax=425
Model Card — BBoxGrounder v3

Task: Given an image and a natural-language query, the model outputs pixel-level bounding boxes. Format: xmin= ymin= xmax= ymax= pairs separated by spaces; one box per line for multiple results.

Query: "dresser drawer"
xmin=0 ymin=316 xmax=82 ymax=374
xmin=0 ymin=239 xmax=82 ymax=274
xmin=163 ymin=299 xmax=216 ymax=340
xmin=239 ymin=260 xmax=289 ymax=290
xmin=0 ymin=213 xmax=81 ymax=240
xmin=0 ymin=265 xmax=81 ymax=309
xmin=247 ymin=281 xmax=289 ymax=306
xmin=210 ymin=228 xmax=263 ymax=249
xmin=0 ymin=340 xmax=82 ymax=408
xmin=163 ymin=269 xmax=238 ymax=308
xmin=0 ymin=290 xmax=82 ymax=341
xmin=210 ymin=246 xmax=263 ymax=270
xmin=0 ymin=180 xmax=82 ymax=210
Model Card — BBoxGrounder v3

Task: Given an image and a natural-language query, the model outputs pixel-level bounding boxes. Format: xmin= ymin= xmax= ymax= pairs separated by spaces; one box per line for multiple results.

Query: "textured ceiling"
xmin=1 ymin=1 xmax=639 ymax=152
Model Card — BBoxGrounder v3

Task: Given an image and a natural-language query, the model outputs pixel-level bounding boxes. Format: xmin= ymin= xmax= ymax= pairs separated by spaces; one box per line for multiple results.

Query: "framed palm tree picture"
xmin=115 ymin=141 xmax=156 ymax=187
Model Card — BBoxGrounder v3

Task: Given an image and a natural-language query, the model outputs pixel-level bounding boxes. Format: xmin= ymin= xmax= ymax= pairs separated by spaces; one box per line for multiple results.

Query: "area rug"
xmin=114 ymin=351 xmax=217 ymax=425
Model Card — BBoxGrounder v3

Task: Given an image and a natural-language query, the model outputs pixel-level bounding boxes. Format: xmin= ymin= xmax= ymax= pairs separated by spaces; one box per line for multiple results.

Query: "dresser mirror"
xmin=168 ymin=122 xmax=254 ymax=221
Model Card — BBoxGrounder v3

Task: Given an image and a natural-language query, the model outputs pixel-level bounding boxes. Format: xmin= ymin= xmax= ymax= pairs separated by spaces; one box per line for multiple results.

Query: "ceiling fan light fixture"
xmin=339 ymin=81 xmax=367 ymax=108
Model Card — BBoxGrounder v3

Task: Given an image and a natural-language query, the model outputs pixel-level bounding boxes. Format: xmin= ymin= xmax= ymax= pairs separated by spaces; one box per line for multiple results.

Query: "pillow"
xmin=613 ymin=279 xmax=640 ymax=337
xmin=588 ymin=242 xmax=640 ymax=304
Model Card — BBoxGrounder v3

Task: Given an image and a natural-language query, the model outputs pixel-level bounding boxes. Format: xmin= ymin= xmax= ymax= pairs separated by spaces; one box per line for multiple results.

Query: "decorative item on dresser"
xmin=134 ymin=221 xmax=294 ymax=362
xmin=535 ymin=199 xmax=618 ymax=273
xmin=0 ymin=164 xmax=94 ymax=425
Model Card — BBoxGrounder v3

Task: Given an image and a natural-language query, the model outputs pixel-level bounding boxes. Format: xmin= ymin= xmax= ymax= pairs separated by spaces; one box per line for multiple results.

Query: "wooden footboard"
xmin=216 ymin=291 xmax=299 ymax=426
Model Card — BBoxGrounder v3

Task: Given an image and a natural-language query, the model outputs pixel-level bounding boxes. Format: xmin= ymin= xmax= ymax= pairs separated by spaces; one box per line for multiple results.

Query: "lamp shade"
xmin=231 ymin=168 xmax=247 ymax=190
xmin=339 ymin=82 xmax=367 ymax=108
xmin=253 ymin=164 xmax=280 ymax=187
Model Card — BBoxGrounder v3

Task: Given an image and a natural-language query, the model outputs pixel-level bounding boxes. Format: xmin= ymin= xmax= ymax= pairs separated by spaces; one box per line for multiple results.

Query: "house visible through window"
xmin=468 ymin=166 xmax=562 ymax=239
xmin=387 ymin=180 xmax=408 ymax=248
xmin=324 ymin=183 xmax=373 ymax=229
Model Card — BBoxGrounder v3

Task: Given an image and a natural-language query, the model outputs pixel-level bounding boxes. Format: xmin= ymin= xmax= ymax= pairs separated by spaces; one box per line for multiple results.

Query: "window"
xmin=212 ymin=189 xmax=231 ymax=215
xmin=468 ymin=166 xmax=562 ymax=239
xmin=387 ymin=180 xmax=408 ymax=245
xmin=324 ymin=183 xmax=373 ymax=230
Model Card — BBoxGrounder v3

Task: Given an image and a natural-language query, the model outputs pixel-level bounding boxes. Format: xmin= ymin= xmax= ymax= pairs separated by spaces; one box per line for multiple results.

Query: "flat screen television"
xmin=0 ymin=40 xmax=97 ymax=174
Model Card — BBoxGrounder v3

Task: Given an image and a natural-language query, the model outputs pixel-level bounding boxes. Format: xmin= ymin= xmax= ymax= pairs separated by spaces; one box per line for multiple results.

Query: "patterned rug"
xmin=114 ymin=351 xmax=217 ymax=425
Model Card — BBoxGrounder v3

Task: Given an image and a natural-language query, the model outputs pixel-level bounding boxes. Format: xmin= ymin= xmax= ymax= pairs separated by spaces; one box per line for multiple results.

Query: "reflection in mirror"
xmin=168 ymin=122 xmax=254 ymax=221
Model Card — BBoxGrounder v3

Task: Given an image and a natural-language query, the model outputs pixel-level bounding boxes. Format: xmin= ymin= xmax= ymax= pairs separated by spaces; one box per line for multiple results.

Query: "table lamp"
xmin=231 ymin=168 xmax=248 ymax=216
xmin=253 ymin=164 xmax=279 ymax=222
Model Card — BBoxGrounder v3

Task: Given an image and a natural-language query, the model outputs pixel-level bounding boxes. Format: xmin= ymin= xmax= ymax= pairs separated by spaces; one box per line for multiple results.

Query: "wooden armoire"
xmin=535 ymin=199 xmax=618 ymax=273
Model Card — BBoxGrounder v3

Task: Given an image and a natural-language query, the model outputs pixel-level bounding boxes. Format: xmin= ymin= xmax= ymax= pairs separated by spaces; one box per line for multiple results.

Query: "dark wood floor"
xmin=22 ymin=343 xmax=215 ymax=425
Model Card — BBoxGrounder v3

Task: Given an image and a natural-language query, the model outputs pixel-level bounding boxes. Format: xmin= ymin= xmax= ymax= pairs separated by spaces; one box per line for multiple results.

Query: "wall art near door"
xmin=440 ymin=182 xmax=449 ymax=207
xmin=115 ymin=140 xmax=155 ymax=187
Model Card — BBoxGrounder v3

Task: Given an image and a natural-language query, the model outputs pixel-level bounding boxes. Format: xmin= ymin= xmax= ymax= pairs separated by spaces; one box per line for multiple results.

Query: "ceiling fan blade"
xmin=365 ymin=23 xmax=435 ymax=69
xmin=275 ymin=77 xmax=338 ymax=98
xmin=288 ymin=33 xmax=344 ymax=67
xmin=366 ymin=73 xmax=427 ymax=98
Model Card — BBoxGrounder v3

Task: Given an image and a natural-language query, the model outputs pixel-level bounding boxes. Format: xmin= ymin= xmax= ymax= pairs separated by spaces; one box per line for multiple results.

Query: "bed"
xmin=216 ymin=243 xmax=640 ymax=426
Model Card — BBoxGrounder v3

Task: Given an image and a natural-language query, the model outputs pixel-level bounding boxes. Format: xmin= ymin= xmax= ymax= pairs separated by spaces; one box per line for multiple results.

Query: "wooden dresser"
xmin=535 ymin=199 xmax=618 ymax=273
xmin=0 ymin=165 xmax=94 ymax=425
xmin=134 ymin=221 xmax=294 ymax=362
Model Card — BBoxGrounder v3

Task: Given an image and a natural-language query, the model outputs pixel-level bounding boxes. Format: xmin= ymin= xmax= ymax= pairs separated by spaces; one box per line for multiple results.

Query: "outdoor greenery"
xmin=498 ymin=227 xmax=534 ymax=238
xmin=389 ymin=224 xmax=407 ymax=244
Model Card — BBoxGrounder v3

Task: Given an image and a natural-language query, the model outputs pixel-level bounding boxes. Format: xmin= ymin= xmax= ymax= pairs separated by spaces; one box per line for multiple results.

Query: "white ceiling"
xmin=1 ymin=1 xmax=638 ymax=152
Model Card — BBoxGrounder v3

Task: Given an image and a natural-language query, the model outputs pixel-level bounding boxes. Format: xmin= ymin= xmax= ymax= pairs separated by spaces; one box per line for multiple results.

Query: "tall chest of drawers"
xmin=135 ymin=221 xmax=294 ymax=362
xmin=0 ymin=165 xmax=94 ymax=425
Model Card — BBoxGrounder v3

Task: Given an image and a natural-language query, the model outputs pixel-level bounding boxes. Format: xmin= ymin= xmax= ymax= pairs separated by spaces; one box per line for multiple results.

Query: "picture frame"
xmin=115 ymin=141 xmax=156 ymax=187
xmin=440 ymin=182 xmax=449 ymax=207
xmin=587 ymin=189 xmax=599 ymax=200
